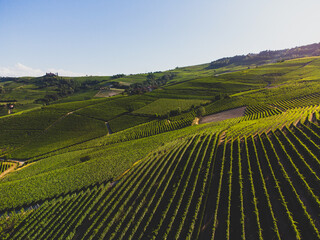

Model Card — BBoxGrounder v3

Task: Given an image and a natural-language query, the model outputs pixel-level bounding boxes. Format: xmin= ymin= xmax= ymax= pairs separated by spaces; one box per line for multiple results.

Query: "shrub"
xmin=196 ymin=106 xmax=206 ymax=117
xmin=80 ymin=156 xmax=91 ymax=162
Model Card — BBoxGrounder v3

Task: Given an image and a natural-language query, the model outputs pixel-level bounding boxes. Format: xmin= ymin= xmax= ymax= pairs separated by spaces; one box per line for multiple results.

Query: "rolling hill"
xmin=1 ymin=43 xmax=320 ymax=239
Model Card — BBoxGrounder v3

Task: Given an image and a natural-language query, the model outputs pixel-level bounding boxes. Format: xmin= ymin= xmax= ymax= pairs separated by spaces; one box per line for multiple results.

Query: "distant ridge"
xmin=208 ymin=42 xmax=320 ymax=69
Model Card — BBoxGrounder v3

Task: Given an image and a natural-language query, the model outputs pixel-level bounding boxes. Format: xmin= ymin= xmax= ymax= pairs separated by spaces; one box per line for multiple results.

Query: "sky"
xmin=1 ymin=0 xmax=320 ymax=77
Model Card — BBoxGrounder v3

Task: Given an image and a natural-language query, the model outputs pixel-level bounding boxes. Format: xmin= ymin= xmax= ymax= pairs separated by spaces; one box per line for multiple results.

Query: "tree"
xmin=196 ymin=106 xmax=206 ymax=117
xmin=214 ymin=94 xmax=221 ymax=101
xmin=146 ymin=73 xmax=155 ymax=81
xmin=80 ymin=156 xmax=91 ymax=162
xmin=169 ymin=107 xmax=182 ymax=117
xmin=177 ymin=107 xmax=182 ymax=115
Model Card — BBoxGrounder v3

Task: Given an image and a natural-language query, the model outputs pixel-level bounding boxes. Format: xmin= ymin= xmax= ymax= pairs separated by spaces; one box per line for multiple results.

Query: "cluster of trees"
xmin=164 ymin=107 xmax=182 ymax=118
xmin=109 ymin=81 xmax=128 ymax=90
xmin=36 ymin=76 xmax=80 ymax=91
xmin=154 ymin=105 xmax=206 ymax=120
xmin=111 ymin=74 xmax=126 ymax=79
xmin=0 ymin=77 xmax=17 ymax=82
xmin=126 ymin=73 xmax=176 ymax=95
xmin=34 ymin=75 xmax=100 ymax=105
xmin=212 ymin=93 xmax=230 ymax=101
xmin=208 ymin=42 xmax=320 ymax=69
xmin=34 ymin=94 xmax=60 ymax=104
xmin=79 ymin=79 xmax=100 ymax=90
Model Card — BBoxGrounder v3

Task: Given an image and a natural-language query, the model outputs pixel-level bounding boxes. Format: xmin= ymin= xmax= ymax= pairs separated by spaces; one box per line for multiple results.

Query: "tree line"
xmin=125 ymin=72 xmax=176 ymax=95
xmin=208 ymin=42 xmax=320 ymax=69
xmin=34 ymin=75 xmax=99 ymax=105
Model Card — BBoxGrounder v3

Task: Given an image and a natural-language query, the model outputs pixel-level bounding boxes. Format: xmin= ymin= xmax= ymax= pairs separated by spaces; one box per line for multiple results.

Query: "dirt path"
xmin=266 ymin=83 xmax=284 ymax=89
xmin=199 ymin=106 xmax=246 ymax=124
xmin=94 ymin=89 xmax=122 ymax=98
xmin=0 ymin=159 xmax=25 ymax=166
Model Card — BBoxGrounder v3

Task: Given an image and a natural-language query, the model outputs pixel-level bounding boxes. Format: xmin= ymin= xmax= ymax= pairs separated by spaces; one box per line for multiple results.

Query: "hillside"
xmin=208 ymin=42 xmax=320 ymax=69
xmin=2 ymin=42 xmax=319 ymax=115
xmin=2 ymin=44 xmax=320 ymax=239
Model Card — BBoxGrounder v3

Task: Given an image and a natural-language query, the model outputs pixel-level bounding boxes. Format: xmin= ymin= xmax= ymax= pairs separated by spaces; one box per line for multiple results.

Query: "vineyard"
xmin=272 ymin=92 xmax=320 ymax=110
xmin=101 ymin=116 xmax=195 ymax=145
xmin=108 ymin=114 xmax=151 ymax=133
xmin=0 ymin=162 xmax=13 ymax=174
xmin=227 ymin=105 xmax=320 ymax=138
xmin=0 ymin=99 xmax=320 ymax=239
xmin=132 ymin=98 xmax=209 ymax=116
xmin=3 ymin=52 xmax=320 ymax=239
xmin=3 ymin=116 xmax=320 ymax=239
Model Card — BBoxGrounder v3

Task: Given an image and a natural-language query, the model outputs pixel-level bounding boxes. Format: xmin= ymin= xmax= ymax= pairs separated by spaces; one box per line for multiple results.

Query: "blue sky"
xmin=1 ymin=0 xmax=320 ymax=77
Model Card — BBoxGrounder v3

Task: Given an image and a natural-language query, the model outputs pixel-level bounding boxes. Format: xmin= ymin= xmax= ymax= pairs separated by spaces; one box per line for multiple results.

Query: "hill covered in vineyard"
xmin=2 ymin=43 xmax=320 ymax=239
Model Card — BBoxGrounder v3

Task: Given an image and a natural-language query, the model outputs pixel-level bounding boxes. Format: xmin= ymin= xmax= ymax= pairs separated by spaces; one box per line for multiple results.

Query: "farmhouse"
xmin=7 ymin=103 xmax=14 ymax=114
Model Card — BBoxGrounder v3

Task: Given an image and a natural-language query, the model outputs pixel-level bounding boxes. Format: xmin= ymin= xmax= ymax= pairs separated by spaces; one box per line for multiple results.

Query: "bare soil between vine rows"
xmin=199 ymin=106 xmax=246 ymax=124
